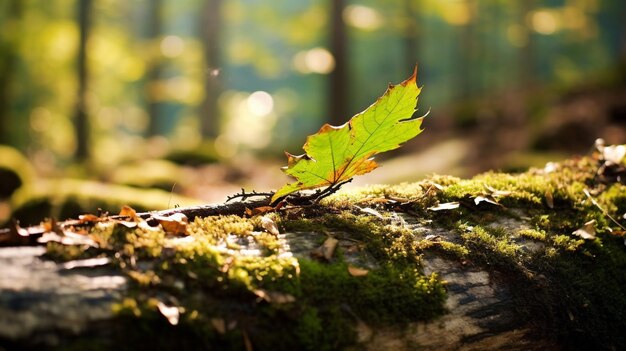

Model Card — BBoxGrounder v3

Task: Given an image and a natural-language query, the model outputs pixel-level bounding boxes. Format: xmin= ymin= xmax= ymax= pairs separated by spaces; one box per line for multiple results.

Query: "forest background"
xmin=0 ymin=0 xmax=624 ymax=214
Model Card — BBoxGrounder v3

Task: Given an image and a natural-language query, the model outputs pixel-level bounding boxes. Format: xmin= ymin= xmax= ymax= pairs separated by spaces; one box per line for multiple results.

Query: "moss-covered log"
xmin=1 ymin=153 xmax=625 ymax=351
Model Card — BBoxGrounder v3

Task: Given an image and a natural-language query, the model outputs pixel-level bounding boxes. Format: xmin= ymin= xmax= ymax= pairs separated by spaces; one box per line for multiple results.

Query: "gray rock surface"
xmin=0 ymin=247 xmax=126 ymax=346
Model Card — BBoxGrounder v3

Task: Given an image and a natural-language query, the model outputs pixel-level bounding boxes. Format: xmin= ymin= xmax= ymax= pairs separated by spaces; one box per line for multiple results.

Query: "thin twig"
xmin=313 ymin=179 xmax=353 ymax=203
xmin=226 ymin=188 xmax=274 ymax=203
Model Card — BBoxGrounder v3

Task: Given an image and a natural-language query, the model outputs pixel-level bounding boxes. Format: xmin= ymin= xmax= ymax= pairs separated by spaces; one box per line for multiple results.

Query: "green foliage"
xmin=272 ymin=68 xmax=426 ymax=202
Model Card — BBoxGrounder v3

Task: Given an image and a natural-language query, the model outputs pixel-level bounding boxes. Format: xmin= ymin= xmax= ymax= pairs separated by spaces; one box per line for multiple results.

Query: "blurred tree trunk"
xmin=147 ymin=0 xmax=163 ymax=137
xmin=328 ymin=0 xmax=348 ymax=125
xmin=199 ymin=0 xmax=222 ymax=139
xmin=519 ymin=0 xmax=535 ymax=89
xmin=0 ymin=0 xmax=22 ymax=145
xmin=620 ymin=1 xmax=626 ymax=81
xmin=403 ymin=0 xmax=419 ymax=71
xmin=457 ymin=10 xmax=475 ymax=99
xmin=74 ymin=0 xmax=93 ymax=161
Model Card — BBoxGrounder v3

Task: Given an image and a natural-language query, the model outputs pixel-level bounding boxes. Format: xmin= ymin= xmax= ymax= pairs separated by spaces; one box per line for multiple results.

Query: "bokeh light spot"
xmin=160 ymin=35 xmax=185 ymax=58
xmin=247 ymin=91 xmax=274 ymax=117
xmin=293 ymin=48 xmax=336 ymax=74
xmin=343 ymin=5 xmax=383 ymax=31
xmin=530 ymin=10 xmax=559 ymax=35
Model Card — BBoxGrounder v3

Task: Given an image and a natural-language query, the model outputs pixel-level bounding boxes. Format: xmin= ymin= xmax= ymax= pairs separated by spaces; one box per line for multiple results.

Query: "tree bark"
xmin=146 ymin=0 xmax=163 ymax=137
xmin=0 ymin=0 xmax=22 ymax=145
xmin=457 ymin=1 xmax=475 ymax=100
xmin=519 ymin=0 xmax=535 ymax=90
xmin=403 ymin=0 xmax=419 ymax=71
xmin=74 ymin=0 xmax=93 ymax=161
xmin=199 ymin=0 xmax=222 ymax=138
xmin=328 ymin=0 xmax=349 ymax=125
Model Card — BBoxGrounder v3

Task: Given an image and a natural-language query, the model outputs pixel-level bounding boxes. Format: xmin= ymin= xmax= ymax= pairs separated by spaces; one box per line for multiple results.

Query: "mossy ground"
xmin=43 ymin=155 xmax=626 ymax=350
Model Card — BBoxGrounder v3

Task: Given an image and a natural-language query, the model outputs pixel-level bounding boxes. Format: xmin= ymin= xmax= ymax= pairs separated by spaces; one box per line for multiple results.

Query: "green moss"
xmin=517 ymin=228 xmax=547 ymax=241
xmin=551 ymin=234 xmax=586 ymax=252
xmin=460 ymin=225 xmax=520 ymax=261
xmin=597 ymin=183 xmax=626 ymax=216
xmin=300 ymin=259 xmax=445 ymax=323
xmin=188 ymin=215 xmax=255 ymax=241
xmin=423 ymin=240 xmax=470 ymax=259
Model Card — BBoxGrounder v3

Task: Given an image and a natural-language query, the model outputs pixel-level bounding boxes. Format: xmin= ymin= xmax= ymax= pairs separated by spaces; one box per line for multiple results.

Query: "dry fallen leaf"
xmin=153 ymin=213 xmax=189 ymax=236
xmin=428 ymin=202 xmax=460 ymax=211
xmin=260 ymin=216 xmax=280 ymax=236
xmin=243 ymin=329 xmax=253 ymax=351
xmin=543 ymin=162 xmax=558 ymax=174
xmin=474 ymin=195 xmax=501 ymax=206
xmin=78 ymin=214 xmax=102 ymax=223
xmin=348 ymin=265 xmax=369 ymax=277
xmin=157 ymin=301 xmax=180 ymax=325
xmin=609 ymin=229 xmax=625 ymax=237
xmin=601 ymin=144 xmax=626 ymax=165
xmin=424 ymin=234 xmax=441 ymax=241
xmin=311 ymin=237 xmax=339 ymax=261
xmin=246 ymin=206 xmax=275 ymax=216
xmin=572 ymin=220 xmax=597 ymax=240
xmin=422 ymin=181 xmax=445 ymax=191
xmin=545 ymin=189 xmax=554 ymax=209
xmin=357 ymin=206 xmax=384 ymax=219
xmin=211 ymin=318 xmax=227 ymax=334
xmin=119 ymin=205 xmax=139 ymax=221
xmin=355 ymin=320 xmax=373 ymax=343
xmin=43 ymin=218 xmax=64 ymax=236
xmin=253 ymin=289 xmax=296 ymax=304
xmin=484 ymin=184 xmax=512 ymax=197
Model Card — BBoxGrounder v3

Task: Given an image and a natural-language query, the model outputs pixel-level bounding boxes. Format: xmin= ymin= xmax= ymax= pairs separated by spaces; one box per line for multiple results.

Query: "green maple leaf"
xmin=272 ymin=67 xmax=427 ymax=203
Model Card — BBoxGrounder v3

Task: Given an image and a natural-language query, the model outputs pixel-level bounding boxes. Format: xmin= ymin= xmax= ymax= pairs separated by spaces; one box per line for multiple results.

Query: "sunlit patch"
xmin=96 ymin=107 xmax=120 ymax=129
xmin=214 ymin=134 xmax=238 ymax=158
xmin=561 ymin=6 xmax=586 ymax=30
xmin=120 ymin=57 xmax=145 ymax=82
xmin=343 ymin=5 xmax=383 ymax=31
xmin=166 ymin=77 xmax=192 ymax=100
xmin=529 ymin=9 xmax=559 ymax=35
xmin=45 ymin=21 xmax=78 ymax=62
xmin=293 ymin=47 xmax=335 ymax=74
xmin=506 ymin=24 xmax=528 ymax=48
xmin=29 ymin=107 xmax=52 ymax=133
xmin=247 ymin=91 xmax=274 ymax=117
xmin=440 ymin=1 xmax=471 ymax=26
xmin=160 ymin=35 xmax=185 ymax=58
xmin=119 ymin=106 xmax=148 ymax=133
xmin=171 ymin=117 xmax=201 ymax=150
xmin=29 ymin=108 xmax=76 ymax=158
xmin=216 ymin=90 xmax=278 ymax=154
